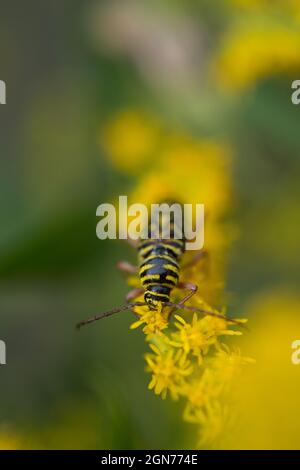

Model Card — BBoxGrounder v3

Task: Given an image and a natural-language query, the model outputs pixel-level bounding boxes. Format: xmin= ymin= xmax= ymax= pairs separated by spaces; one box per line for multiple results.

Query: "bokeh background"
xmin=0 ymin=0 xmax=300 ymax=449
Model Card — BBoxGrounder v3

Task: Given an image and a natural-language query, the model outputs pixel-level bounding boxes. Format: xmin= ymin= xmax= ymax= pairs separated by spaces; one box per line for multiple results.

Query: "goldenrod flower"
xmin=194 ymin=402 xmax=232 ymax=447
xmin=214 ymin=22 xmax=300 ymax=91
xmin=170 ymin=313 xmax=242 ymax=364
xmin=216 ymin=291 xmax=300 ymax=449
xmin=131 ymin=305 xmax=169 ymax=336
xmin=212 ymin=345 xmax=255 ymax=388
xmin=101 ymin=110 xmax=161 ymax=174
xmin=170 ymin=314 xmax=217 ymax=363
xmin=180 ymin=345 xmax=253 ymax=446
xmin=102 ymin=108 xmax=251 ymax=447
xmin=131 ymin=135 xmax=232 ymax=214
xmin=145 ymin=344 xmax=193 ymax=400
xmin=182 ymin=370 xmax=222 ymax=417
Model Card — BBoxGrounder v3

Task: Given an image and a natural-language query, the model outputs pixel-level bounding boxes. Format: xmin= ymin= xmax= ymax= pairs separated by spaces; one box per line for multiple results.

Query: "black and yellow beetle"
xmin=77 ymin=202 xmax=243 ymax=329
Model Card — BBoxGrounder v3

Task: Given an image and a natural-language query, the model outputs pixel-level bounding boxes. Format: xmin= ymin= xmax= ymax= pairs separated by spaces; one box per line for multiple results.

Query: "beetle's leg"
xmin=167 ymin=281 xmax=198 ymax=317
xmin=177 ymin=281 xmax=198 ymax=303
xmin=117 ymin=261 xmax=138 ymax=274
xmin=182 ymin=250 xmax=208 ymax=270
xmin=126 ymin=288 xmax=144 ymax=302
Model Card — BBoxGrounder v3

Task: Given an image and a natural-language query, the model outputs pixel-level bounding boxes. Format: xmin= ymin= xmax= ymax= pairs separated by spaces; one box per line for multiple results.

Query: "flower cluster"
xmin=214 ymin=1 xmax=300 ymax=91
xmin=132 ymin=302 xmax=251 ymax=446
xmin=100 ymin=109 xmax=252 ymax=447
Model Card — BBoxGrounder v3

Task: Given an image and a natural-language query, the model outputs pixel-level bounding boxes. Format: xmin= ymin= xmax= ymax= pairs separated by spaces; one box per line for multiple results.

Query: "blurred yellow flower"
xmin=214 ymin=22 xmax=300 ymax=91
xmin=131 ymin=135 xmax=232 ymax=214
xmin=0 ymin=430 xmax=20 ymax=450
xmin=218 ymin=290 xmax=300 ymax=449
xmin=194 ymin=402 xmax=232 ymax=447
xmin=212 ymin=345 xmax=255 ymax=387
xmin=101 ymin=110 xmax=161 ymax=174
xmin=226 ymin=0 xmax=300 ymax=19
xmin=181 ymin=345 xmax=253 ymax=446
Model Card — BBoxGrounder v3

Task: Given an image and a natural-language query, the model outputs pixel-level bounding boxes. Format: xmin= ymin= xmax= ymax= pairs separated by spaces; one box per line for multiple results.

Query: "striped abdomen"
xmin=138 ymin=239 xmax=185 ymax=310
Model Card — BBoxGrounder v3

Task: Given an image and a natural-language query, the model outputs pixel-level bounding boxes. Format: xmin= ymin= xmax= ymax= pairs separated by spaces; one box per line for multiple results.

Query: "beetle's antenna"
xmin=165 ymin=302 xmax=248 ymax=330
xmin=76 ymin=301 xmax=147 ymax=329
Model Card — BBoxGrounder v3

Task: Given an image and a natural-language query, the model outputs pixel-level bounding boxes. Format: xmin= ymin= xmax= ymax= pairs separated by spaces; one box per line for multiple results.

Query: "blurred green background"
xmin=0 ymin=0 xmax=300 ymax=449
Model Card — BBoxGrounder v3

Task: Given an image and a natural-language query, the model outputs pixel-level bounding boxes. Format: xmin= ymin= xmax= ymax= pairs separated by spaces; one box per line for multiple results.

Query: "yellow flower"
xmin=131 ymin=304 xmax=169 ymax=336
xmin=170 ymin=313 xmax=243 ymax=364
xmin=194 ymin=402 xmax=232 ymax=448
xmin=102 ymin=108 xmax=249 ymax=447
xmin=145 ymin=344 xmax=193 ymax=400
xmin=182 ymin=349 xmax=252 ymax=419
xmin=130 ymin=135 xmax=232 ymax=214
xmin=182 ymin=370 xmax=223 ymax=419
xmin=212 ymin=345 xmax=255 ymax=387
xmin=218 ymin=291 xmax=300 ymax=450
xmin=180 ymin=345 xmax=253 ymax=446
xmin=100 ymin=110 xmax=160 ymax=174
xmin=170 ymin=314 xmax=217 ymax=362
xmin=214 ymin=22 xmax=300 ymax=91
